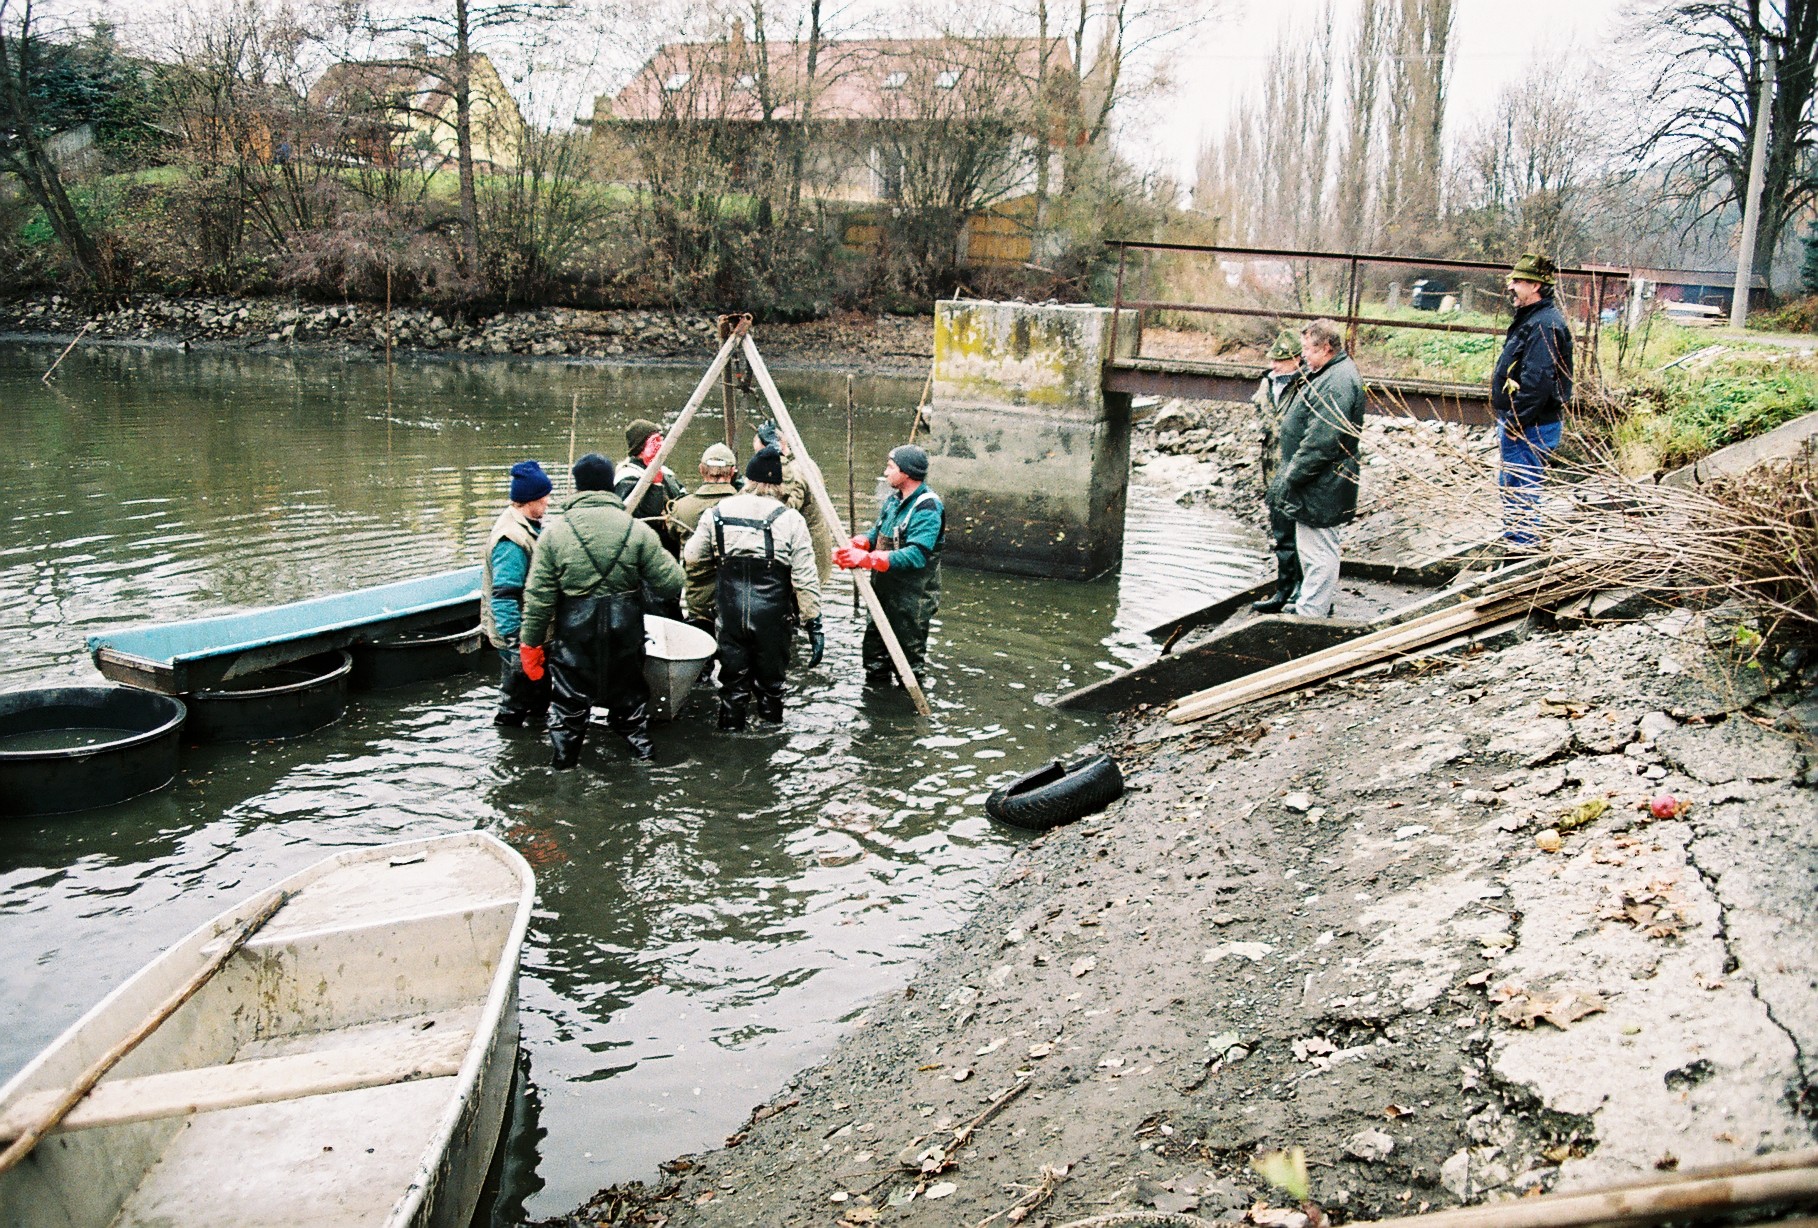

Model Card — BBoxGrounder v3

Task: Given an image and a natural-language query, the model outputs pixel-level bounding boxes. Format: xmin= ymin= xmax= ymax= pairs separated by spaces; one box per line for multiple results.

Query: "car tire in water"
xmin=985 ymin=754 xmax=1125 ymax=831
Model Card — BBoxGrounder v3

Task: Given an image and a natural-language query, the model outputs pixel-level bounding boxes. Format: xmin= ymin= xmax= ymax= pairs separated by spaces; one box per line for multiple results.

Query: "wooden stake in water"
xmin=568 ymin=393 xmax=580 ymax=469
xmin=384 ymin=263 xmax=395 ymax=412
xmin=846 ymin=374 xmax=858 ymax=611
xmin=41 ymin=321 xmax=95 ymax=385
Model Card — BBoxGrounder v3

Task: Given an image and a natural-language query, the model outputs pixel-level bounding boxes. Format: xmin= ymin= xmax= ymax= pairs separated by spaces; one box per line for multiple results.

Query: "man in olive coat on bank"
xmin=1250 ymin=329 xmax=1306 ymax=613
xmin=519 ymin=453 xmax=685 ymax=767
xmin=1267 ymin=318 xmax=1365 ymax=620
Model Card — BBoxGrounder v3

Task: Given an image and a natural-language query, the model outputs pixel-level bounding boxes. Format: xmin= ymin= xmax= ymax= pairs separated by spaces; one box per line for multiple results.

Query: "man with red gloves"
xmin=835 ymin=444 xmax=944 ymax=687
xmin=518 ymin=452 xmax=685 ymax=767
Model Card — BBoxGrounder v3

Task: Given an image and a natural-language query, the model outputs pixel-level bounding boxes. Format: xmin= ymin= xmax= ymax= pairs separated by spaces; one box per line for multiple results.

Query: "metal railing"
xmin=1104 ymin=240 xmax=1631 ymax=384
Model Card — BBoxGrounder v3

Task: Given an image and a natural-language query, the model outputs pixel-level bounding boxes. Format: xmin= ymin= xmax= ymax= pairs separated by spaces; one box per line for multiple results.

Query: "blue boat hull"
xmin=87 ymin=567 xmax=482 ymax=695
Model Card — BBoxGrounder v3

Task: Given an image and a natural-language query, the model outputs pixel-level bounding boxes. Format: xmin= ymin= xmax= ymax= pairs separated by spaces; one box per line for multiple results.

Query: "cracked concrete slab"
xmin=1490 ymin=819 xmax=1808 ymax=1187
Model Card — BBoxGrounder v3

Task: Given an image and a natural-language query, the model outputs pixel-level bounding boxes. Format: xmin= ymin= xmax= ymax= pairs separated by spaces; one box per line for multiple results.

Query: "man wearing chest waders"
xmin=834 ymin=444 xmax=944 ymax=689
xmin=517 ymin=453 xmax=684 ymax=767
xmin=683 ymin=446 xmax=823 ymax=731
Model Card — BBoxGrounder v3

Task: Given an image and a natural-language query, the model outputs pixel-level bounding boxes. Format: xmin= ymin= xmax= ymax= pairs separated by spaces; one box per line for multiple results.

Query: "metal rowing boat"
xmin=0 ymin=831 xmax=534 ymax=1228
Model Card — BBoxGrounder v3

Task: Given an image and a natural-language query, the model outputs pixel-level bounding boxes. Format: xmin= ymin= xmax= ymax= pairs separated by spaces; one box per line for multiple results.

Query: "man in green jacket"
xmin=835 ymin=444 xmax=944 ymax=687
xmin=1267 ymin=318 xmax=1365 ymax=619
xmin=519 ymin=453 xmax=685 ymax=767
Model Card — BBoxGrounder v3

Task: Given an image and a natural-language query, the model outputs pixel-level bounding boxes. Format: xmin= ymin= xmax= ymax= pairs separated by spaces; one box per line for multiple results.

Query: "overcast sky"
xmin=1134 ymin=0 xmax=1627 ymax=186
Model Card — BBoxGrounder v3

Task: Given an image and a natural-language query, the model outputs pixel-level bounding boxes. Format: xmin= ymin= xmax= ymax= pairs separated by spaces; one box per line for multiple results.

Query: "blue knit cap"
xmin=509 ymin=460 xmax=552 ymax=503
xmin=572 ymin=453 xmax=616 ymax=492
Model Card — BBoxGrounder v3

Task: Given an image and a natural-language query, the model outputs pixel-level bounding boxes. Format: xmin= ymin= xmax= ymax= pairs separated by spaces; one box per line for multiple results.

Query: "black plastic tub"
xmin=0 ymin=687 xmax=187 ymax=817
xmin=350 ymin=619 xmax=484 ymax=690
xmin=183 ymin=650 xmax=352 ymax=743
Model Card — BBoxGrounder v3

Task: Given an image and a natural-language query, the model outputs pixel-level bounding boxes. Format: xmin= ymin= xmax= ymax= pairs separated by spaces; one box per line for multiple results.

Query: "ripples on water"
xmin=0 ymin=342 xmax=1262 ymax=1218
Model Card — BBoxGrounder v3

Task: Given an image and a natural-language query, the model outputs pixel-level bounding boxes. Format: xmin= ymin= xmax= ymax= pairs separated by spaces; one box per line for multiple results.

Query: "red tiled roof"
xmin=609 ymin=36 xmax=1072 ymax=123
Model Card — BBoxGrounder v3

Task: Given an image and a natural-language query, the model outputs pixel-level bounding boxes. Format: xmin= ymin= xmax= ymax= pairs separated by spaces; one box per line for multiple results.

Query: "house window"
xmin=664 ymin=71 xmax=691 ymax=92
xmin=882 ymin=70 xmax=907 ymax=90
xmin=935 ymin=69 xmax=960 ymax=89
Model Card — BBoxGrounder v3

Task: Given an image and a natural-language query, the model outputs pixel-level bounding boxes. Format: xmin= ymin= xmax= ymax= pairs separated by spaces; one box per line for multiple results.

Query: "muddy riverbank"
xmin=544 ymin=609 xmax=1816 ymax=1228
xmin=0 ymin=293 xmax=936 ymax=375
xmin=534 ymin=404 xmax=1817 ymax=1226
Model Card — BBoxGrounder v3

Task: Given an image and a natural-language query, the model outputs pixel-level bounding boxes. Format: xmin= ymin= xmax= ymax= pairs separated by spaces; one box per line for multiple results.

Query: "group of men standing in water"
xmin=479 ymin=417 xmax=944 ymax=768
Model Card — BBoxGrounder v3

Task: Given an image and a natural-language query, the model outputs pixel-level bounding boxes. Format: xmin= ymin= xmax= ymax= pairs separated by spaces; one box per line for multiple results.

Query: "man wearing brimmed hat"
xmin=519 ymin=452 xmax=684 ymax=766
xmin=1250 ymin=329 xmax=1306 ymax=613
xmin=683 ymin=445 xmax=823 ymax=730
xmin=670 ymin=442 xmax=742 ymax=632
xmin=1491 ymin=252 xmax=1574 ymax=548
xmin=835 ymin=443 xmax=945 ymax=687
xmin=481 ymin=459 xmax=553 ymax=728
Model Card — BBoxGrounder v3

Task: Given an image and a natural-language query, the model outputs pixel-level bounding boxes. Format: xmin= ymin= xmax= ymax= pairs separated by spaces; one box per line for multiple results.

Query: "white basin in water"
xmin=643 ymin=615 xmax=717 ymax=721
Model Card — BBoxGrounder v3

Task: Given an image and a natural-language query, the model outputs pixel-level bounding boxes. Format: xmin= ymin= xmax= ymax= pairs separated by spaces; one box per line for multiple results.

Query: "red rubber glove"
xmin=848 ymin=535 xmax=870 ymax=551
xmin=833 ymin=544 xmax=863 ymax=569
xmin=519 ymin=642 xmax=546 ymax=681
xmin=852 ymin=549 xmax=890 ymax=573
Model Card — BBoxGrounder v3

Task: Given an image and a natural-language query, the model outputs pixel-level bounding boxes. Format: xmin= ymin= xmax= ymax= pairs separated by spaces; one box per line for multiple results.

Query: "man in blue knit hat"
xmin=482 ymin=459 xmax=553 ymax=727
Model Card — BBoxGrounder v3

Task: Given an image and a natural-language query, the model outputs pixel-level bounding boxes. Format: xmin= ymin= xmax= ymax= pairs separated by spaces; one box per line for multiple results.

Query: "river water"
xmin=0 ymin=340 xmax=1262 ymax=1220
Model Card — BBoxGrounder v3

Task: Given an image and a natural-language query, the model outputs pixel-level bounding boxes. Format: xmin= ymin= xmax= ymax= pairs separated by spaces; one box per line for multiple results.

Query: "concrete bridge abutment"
xmin=924 ymin=301 xmax=1141 ymax=581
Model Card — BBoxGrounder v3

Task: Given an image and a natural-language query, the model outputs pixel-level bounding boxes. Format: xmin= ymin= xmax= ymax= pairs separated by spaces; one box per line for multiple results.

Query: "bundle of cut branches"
xmin=1530 ymin=454 xmax=1818 ymax=633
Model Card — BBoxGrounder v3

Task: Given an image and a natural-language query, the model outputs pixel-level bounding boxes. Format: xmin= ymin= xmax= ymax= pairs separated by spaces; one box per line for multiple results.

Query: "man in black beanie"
xmin=835 ymin=443 xmax=944 ymax=686
xmin=518 ymin=452 xmax=684 ymax=766
xmin=682 ymin=445 xmax=822 ymax=729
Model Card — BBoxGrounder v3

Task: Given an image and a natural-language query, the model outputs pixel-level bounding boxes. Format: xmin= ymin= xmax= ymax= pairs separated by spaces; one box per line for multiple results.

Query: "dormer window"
xmin=664 ymin=71 xmax=691 ymax=92
xmin=935 ymin=69 xmax=960 ymax=89
xmin=882 ymin=70 xmax=907 ymax=90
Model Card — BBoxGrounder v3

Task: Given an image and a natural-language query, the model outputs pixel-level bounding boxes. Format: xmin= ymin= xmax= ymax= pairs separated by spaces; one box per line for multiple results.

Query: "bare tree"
xmin=1194 ymin=8 xmax=1335 ymax=254
xmin=1630 ymin=0 xmax=1818 ymax=288
xmin=1379 ymin=0 xmax=1455 ymax=250
xmin=1448 ymin=55 xmax=1610 ymax=262
xmin=333 ymin=0 xmax=565 ymax=284
xmin=1333 ymin=0 xmax=1391 ymax=250
xmin=0 ymin=0 xmax=105 ymax=286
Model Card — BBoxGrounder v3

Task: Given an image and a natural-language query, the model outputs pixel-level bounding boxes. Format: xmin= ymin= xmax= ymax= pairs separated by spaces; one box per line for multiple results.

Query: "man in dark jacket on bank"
xmin=519 ymin=453 xmax=685 ymax=768
xmin=1267 ymin=318 xmax=1365 ymax=620
xmin=1490 ymin=253 xmax=1574 ymax=548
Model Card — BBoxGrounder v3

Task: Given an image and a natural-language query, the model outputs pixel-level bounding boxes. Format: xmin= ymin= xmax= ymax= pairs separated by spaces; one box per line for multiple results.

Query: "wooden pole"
xmin=0 ymin=889 xmax=292 ymax=1176
xmin=567 ymin=393 xmax=580 ymax=471
xmin=41 ymin=320 xmax=94 ymax=384
xmin=907 ymin=368 xmax=932 ymax=445
xmin=720 ymin=317 xmax=738 ymax=449
xmin=621 ymin=316 xmax=750 ymax=518
xmin=1354 ymin=1149 xmax=1818 ymax=1228
xmin=846 ymin=374 xmax=858 ymax=612
xmin=741 ymin=334 xmax=932 ymax=715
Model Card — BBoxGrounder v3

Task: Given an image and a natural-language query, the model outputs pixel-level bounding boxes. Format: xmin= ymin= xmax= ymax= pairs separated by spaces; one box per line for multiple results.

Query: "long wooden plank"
xmin=1167 ymin=595 xmax=1536 ymax=724
xmin=740 ymin=335 xmax=934 ymax=716
xmin=0 ymin=1028 xmax=469 ymax=1141
xmin=1356 ymin=1151 xmax=1818 ymax=1227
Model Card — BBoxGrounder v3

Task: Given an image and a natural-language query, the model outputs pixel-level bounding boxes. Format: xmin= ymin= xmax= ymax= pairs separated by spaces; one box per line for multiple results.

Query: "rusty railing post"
xmin=1108 ymin=242 xmax=1128 ymax=363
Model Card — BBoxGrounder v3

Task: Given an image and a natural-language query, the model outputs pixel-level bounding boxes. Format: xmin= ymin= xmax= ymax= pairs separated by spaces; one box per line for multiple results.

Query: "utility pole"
xmin=1732 ymin=40 xmax=1777 ymax=330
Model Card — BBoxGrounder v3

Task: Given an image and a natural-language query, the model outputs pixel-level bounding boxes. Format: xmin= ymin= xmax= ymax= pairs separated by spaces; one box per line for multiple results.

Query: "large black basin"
xmin=184 ymin=650 xmax=352 ymax=742
xmin=350 ymin=619 xmax=484 ymax=690
xmin=0 ymin=686 xmax=187 ymax=817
